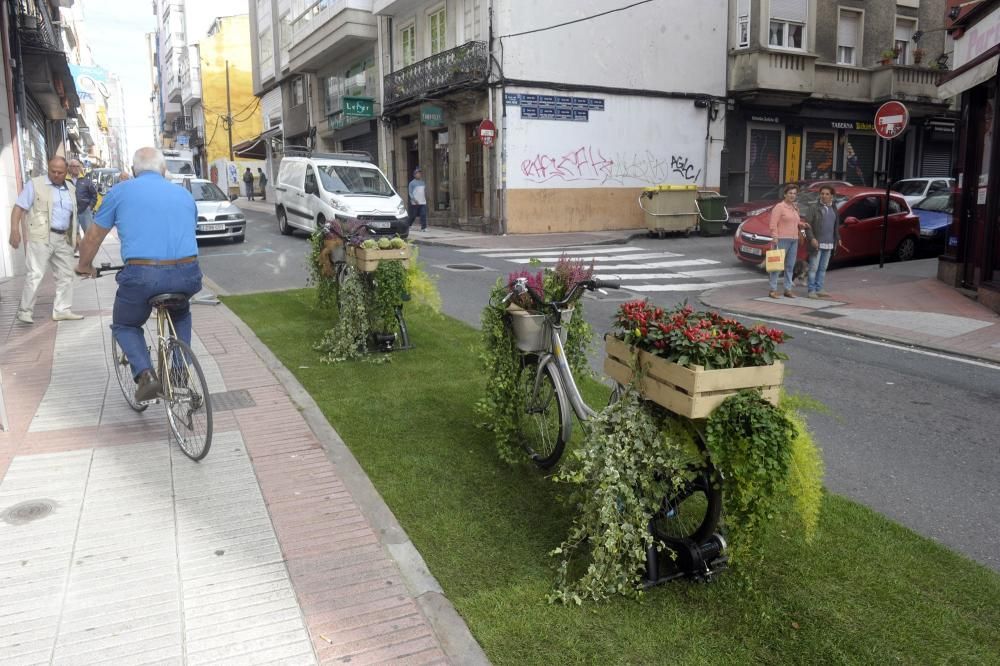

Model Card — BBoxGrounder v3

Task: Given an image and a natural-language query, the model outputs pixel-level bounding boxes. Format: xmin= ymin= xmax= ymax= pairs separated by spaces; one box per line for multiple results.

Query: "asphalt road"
xmin=202 ymin=206 xmax=1000 ymax=572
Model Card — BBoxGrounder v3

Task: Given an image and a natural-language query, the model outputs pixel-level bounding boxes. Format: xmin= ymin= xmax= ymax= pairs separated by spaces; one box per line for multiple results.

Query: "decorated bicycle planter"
xmin=506 ymin=303 xmax=574 ymax=353
xmin=604 ymin=335 xmax=784 ymax=419
xmin=347 ymin=244 xmax=412 ymax=272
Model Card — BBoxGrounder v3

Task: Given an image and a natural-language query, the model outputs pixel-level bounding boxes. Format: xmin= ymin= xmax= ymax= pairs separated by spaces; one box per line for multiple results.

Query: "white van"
xmin=163 ymin=148 xmax=197 ymax=182
xmin=274 ymin=151 xmax=410 ymax=238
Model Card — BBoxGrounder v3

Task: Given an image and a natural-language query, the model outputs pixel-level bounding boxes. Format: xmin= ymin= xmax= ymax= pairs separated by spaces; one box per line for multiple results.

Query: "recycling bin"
xmin=638 ymin=185 xmax=699 ymax=238
xmin=696 ymin=191 xmax=729 ymax=236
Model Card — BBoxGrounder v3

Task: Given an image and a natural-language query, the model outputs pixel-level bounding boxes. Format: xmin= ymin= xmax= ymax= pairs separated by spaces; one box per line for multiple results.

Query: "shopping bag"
xmin=765 ymin=248 xmax=786 ymax=272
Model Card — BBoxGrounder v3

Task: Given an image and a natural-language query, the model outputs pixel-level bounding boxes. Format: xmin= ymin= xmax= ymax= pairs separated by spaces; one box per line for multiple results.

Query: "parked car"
xmin=911 ymin=191 xmax=954 ymax=248
xmin=274 ymin=152 xmax=409 ymax=238
xmin=725 ymin=179 xmax=852 ymax=233
xmin=890 ymin=177 xmax=955 ymax=206
xmin=733 ymin=186 xmax=920 ymax=267
xmin=181 ymin=178 xmax=247 ymax=242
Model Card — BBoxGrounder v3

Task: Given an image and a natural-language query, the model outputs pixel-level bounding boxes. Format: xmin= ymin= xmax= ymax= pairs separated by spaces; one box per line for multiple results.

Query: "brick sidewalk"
xmin=0 ymin=242 xmax=484 ymax=664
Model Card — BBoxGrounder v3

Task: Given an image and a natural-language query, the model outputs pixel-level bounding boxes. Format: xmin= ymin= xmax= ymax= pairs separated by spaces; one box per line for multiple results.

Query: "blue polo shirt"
xmin=95 ymin=171 xmax=198 ymax=261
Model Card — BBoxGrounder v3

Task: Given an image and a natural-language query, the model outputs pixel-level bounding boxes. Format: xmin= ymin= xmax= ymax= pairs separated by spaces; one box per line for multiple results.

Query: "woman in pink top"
xmin=768 ymin=184 xmax=801 ymax=298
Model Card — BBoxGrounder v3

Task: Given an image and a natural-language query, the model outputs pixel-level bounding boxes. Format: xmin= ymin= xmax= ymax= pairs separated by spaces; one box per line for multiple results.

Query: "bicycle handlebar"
xmin=94 ymin=263 xmax=124 ymax=277
xmin=503 ymin=277 xmax=620 ymax=311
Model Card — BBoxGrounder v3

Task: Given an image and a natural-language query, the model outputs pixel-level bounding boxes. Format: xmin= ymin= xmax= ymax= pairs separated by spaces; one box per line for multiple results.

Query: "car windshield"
xmin=891 ymin=180 xmax=928 ymax=196
xmin=166 ymin=159 xmax=194 ymax=175
xmin=914 ymin=193 xmax=954 ymax=213
xmin=189 ymin=182 xmax=228 ymax=201
xmin=318 ymin=165 xmax=393 ymax=196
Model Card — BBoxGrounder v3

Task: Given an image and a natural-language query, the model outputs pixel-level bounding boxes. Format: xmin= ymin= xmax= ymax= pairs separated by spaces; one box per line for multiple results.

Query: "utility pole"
xmin=225 ymin=59 xmax=234 ymax=161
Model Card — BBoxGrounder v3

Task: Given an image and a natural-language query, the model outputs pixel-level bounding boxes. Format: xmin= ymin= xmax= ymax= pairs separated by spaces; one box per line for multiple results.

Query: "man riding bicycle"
xmin=76 ymin=147 xmax=203 ymax=403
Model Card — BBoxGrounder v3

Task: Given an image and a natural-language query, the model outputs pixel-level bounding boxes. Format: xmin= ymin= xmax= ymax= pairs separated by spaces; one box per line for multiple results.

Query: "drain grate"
xmin=445 ymin=264 xmax=486 ymax=271
xmin=803 ymin=310 xmax=846 ymax=319
xmin=2 ymin=499 xmax=56 ymax=525
xmin=209 ymin=389 xmax=256 ymax=411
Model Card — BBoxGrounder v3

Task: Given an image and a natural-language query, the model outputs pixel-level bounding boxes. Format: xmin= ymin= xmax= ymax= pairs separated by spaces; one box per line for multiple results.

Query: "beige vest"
xmin=26 ymin=175 xmax=78 ymax=245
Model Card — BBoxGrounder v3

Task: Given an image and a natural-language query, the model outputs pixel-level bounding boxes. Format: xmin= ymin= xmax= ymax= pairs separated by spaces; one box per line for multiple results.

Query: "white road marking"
xmin=628 ymin=278 xmax=767 ymax=292
xmin=509 ymin=253 xmax=710 ymax=265
xmin=476 ymin=246 xmax=662 ymax=258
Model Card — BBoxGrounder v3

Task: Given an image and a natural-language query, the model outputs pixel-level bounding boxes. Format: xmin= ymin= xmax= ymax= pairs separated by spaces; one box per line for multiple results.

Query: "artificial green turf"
xmin=224 ymin=289 xmax=1000 ymax=665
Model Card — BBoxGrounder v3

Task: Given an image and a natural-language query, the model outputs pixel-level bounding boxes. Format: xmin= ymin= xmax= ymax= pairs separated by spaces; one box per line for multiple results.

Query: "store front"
xmin=937 ymin=0 xmax=1000 ymax=312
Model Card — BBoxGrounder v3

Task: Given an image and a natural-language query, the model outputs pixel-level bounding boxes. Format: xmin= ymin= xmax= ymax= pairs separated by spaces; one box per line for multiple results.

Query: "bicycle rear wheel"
xmin=161 ymin=338 xmax=213 ymax=461
xmin=517 ymin=358 xmax=570 ymax=470
xmin=110 ymin=336 xmax=148 ymax=412
xmin=650 ymin=435 xmax=722 ymax=545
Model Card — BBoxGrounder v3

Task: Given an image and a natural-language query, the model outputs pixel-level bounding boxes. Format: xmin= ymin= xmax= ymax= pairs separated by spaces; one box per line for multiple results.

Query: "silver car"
xmin=183 ymin=179 xmax=247 ymax=242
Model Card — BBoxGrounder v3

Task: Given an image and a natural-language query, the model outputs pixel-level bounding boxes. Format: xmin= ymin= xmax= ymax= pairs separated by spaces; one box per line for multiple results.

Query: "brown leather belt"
xmin=50 ymin=227 xmax=68 ymax=235
xmin=126 ymin=256 xmax=197 ymax=266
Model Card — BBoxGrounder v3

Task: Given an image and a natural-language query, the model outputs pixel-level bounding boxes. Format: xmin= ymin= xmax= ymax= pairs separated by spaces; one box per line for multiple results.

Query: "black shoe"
xmin=134 ymin=369 xmax=162 ymax=403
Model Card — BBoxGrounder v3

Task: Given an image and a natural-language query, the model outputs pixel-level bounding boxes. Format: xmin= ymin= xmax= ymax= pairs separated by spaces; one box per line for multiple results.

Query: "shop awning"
xmin=233 ymin=125 xmax=282 ymax=160
xmin=939 ymin=52 xmax=1000 ymax=99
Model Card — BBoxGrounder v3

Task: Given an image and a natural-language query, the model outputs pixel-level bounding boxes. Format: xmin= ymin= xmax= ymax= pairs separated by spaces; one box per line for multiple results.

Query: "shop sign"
xmin=342 ymin=97 xmax=374 ymax=118
xmin=784 ymin=135 xmax=801 ymax=183
xmin=953 ymin=3 xmax=1000 ymax=69
xmin=748 ymin=112 xmax=875 ymax=132
xmin=421 ymin=105 xmax=444 ymax=126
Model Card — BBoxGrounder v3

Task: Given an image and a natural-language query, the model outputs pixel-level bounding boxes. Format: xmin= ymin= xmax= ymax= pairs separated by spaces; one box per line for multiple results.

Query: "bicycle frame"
xmin=530 ymin=312 xmax=597 ymax=423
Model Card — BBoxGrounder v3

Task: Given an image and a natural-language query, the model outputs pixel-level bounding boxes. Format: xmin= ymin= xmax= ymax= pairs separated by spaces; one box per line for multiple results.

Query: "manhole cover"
xmin=445 ymin=264 xmax=486 ymax=271
xmin=2 ymin=500 xmax=56 ymax=525
xmin=209 ymin=389 xmax=256 ymax=411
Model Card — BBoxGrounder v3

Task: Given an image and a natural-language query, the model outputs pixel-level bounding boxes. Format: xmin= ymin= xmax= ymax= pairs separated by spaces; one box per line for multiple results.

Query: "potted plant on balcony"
xmin=880 ymin=48 xmax=897 ymax=66
xmin=913 ymin=47 xmax=926 ymax=65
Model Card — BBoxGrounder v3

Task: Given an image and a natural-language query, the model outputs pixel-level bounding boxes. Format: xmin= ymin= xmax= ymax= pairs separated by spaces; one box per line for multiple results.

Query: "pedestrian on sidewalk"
xmin=75 ymin=147 xmax=203 ymax=403
xmin=408 ymin=167 xmax=427 ymax=232
xmin=803 ymin=184 xmax=843 ymax=299
xmin=768 ymin=183 xmax=800 ymax=299
xmin=257 ymin=167 xmax=267 ymax=201
xmin=8 ymin=155 xmax=83 ymax=324
xmin=68 ymin=158 xmax=97 ymax=235
xmin=243 ymin=167 xmax=255 ymax=201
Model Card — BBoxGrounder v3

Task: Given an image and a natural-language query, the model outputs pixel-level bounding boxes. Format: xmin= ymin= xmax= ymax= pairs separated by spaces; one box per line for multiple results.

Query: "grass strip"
xmin=223 ymin=289 xmax=1000 ymax=665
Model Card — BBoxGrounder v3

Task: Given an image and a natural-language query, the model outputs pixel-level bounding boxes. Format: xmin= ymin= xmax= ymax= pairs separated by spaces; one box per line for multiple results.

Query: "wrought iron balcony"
xmin=383 ymin=41 xmax=489 ymax=111
xmin=17 ymin=0 xmax=64 ymax=52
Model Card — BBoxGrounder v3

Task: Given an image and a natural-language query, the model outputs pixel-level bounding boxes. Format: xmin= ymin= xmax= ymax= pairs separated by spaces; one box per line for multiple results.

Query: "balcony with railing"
xmin=288 ymin=0 xmax=376 ymax=71
xmin=814 ymin=62 xmax=872 ymax=103
xmin=384 ymin=40 xmax=489 ymax=111
xmin=871 ymin=65 xmax=946 ymax=104
xmin=728 ymin=48 xmax=817 ymax=103
xmin=180 ymin=46 xmax=201 ymax=105
xmin=16 ymin=0 xmax=64 ymax=53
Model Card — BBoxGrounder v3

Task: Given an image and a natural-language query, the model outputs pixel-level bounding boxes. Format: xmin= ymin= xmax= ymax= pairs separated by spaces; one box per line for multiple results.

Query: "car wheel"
xmin=277 ymin=208 xmax=292 ymax=235
xmin=895 ymin=236 xmax=917 ymax=262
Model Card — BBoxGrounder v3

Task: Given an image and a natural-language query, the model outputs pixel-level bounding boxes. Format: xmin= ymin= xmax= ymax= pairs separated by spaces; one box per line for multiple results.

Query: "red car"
xmin=725 ymin=180 xmax=852 ymax=233
xmin=732 ymin=186 xmax=920 ymax=266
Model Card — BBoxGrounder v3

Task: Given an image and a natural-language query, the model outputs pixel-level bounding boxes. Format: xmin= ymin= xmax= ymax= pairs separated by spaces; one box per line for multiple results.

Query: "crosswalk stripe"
xmin=509 ymin=252 xmax=690 ymax=264
xmin=456 ymin=245 xmax=613 ymax=253
xmin=590 ymin=259 xmax=720 ymax=270
xmin=595 ymin=267 xmax=749 ymax=281
xmin=476 ymin=247 xmax=657 ymax=259
xmin=627 ymin=278 xmax=766 ymax=292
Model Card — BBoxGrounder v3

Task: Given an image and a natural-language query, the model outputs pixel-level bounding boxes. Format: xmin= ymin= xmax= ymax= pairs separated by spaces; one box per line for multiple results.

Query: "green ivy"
xmin=307 ymin=228 xmax=338 ymax=310
xmin=550 ymin=391 xmax=704 ymax=604
xmin=704 ymin=390 xmax=797 ymax=561
xmin=314 ymin=265 xmax=369 ymax=363
xmin=370 ymin=260 xmax=407 ymax=333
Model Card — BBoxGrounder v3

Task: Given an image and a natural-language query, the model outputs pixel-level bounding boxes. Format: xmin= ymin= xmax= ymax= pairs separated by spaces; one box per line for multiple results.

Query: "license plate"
xmin=200 ymin=224 xmax=226 ymax=232
xmin=367 ymin=221 xmax=391 ymax=229
xmin=740 ymin=244 xmax=763 ymax=256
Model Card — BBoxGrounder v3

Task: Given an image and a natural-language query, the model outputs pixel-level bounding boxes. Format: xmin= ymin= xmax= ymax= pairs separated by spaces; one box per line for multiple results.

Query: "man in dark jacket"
xmin=68 ymin=158 xmax=98 ymax=234
xmin=802 ymin=184 xmax=845 ymax=298
xmin=243 ymin=167 xmax=255 ymax=201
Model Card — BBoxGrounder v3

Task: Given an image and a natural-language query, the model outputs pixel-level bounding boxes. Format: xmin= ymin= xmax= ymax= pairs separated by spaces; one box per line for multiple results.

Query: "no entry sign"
xmin=478 ymin=119 xmax=497 ymax=148
xmin=874 ymin=101 xmax=909 ymax=140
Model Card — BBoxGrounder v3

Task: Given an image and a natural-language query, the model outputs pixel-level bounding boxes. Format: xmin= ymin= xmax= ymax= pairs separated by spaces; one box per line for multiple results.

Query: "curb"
xmin=698 ymin=288 xmax=1000 ymax=367
xmin=216 ymin=303 xmax=491 ymax=666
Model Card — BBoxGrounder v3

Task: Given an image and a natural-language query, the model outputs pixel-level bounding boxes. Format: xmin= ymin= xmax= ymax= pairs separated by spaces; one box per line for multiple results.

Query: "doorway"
xmin=404 ymin=136 xmax=419 ymax=190
xmin=465 ymin=122 xmax=484 ymax=217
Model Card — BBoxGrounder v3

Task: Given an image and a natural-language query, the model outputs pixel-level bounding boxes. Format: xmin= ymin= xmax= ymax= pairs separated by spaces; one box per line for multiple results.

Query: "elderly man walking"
xmin=8 ymin=155 xmax=82 ymax=323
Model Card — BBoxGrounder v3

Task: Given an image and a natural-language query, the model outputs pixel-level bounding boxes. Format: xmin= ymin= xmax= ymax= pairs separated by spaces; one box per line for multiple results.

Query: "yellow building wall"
xmin=200 ymin=15 xmax=261 ymax=166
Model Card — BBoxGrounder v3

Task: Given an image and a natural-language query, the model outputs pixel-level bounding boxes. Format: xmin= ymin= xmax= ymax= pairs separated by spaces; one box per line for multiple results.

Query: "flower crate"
xmin=603 ymin=335 xmax=784 ymax=419
xmin=347 ymin=245 xmax=411 ymax=272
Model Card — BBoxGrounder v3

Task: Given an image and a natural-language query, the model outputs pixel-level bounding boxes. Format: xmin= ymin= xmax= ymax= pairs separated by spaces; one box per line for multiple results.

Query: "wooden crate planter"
xmin=603 ymin=335 xmax=784 ymax=419
xmin=347 ymin=245 xmax=412 ymax=272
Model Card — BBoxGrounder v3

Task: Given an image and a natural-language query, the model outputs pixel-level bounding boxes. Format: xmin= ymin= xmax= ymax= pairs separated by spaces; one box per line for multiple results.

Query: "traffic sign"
xmin=478 ymin=119 xmax=497 ymax=148
xmin=874 ymin=101 xmax=909 ymax=140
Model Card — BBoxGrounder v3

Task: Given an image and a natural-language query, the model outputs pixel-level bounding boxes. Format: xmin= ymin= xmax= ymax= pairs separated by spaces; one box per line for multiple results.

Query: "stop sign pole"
xmin=874 ymin=101 xmax=909 ymax=268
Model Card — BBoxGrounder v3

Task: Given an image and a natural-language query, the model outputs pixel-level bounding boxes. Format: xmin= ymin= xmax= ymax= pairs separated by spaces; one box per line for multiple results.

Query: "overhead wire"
xmin=498 ymin=0 xmax=658 ymax=38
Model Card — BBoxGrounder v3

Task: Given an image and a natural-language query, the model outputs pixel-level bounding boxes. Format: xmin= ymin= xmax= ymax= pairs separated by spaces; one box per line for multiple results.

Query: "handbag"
xmin=765 ymin=248 xmax=786 ymax=272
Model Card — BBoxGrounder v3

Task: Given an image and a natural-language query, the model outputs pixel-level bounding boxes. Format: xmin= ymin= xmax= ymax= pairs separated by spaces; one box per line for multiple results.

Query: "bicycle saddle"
xmin=147 ymin=293 xmax=190 ymax=309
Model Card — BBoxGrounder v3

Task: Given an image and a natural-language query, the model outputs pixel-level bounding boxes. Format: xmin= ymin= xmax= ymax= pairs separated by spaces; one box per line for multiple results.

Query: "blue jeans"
xmin=808 ymin=248 xmax=833 ymax=294
xmin=78 ymin=208 xmax=94 ymax=233
xmin=768 ymin=238 xmax=798 ymax=291
xmin=112 ymin=262 xmax=203 ymax=378
xmin=409 ymin=204 xmax=427 ymax=230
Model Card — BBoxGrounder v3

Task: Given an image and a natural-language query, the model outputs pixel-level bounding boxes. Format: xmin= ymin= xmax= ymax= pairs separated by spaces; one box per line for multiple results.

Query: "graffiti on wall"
xmin=520 ymin=145 xmax=702 ymax=185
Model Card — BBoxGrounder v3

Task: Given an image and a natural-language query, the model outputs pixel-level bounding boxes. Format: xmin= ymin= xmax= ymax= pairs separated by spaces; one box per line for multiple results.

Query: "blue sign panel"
xmin=504 ymin=93 xmax=521 ymax=106
xmin=573 ymin=109 xmax=589 ymax=122
xmin=539 ymin=108 xmax=556 ymax=119
xmin=508 ymin=94 xmax=602 ymax=121
xmin=521 ymin=106 xmax=539 ymax=119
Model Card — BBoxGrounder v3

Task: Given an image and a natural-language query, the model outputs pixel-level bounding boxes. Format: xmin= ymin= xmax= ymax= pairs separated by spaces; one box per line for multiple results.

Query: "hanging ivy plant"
xmin=369 ymin=260 xmax=408 ymax=333
xmin=307 ymin=228 xmax=339 ymax=310
xmin=314 ymin=265 xmax=369 ymax=363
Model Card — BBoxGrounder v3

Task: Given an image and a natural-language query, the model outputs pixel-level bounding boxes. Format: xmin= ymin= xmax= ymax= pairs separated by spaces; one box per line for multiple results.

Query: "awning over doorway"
xmin=233 ymin=125 xmax=282 ymax=160
xmin=939 ymin=54 xmax=999 ymax=99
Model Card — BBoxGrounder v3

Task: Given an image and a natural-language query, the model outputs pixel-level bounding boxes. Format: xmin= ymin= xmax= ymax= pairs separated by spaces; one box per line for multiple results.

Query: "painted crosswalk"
xmin=460 ymin=244 xmax=766 ymax=294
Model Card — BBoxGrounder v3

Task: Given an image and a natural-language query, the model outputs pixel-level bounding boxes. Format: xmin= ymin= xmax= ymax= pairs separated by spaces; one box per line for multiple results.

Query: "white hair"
xmin=132 ymin=147 xmax=167 ymax=175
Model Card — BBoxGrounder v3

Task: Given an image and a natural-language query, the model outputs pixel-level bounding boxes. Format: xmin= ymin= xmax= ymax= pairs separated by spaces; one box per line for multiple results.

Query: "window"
xmin=401 ymin=23 xmax=415 ymax=67
xmin=894 ymin=17 xmax=917 ymax=64
xmin=323 ymin=75 xmax=341 ymax=115
xmin=292 ymin=77 xmax=305 ymax=106
xmin=888 ymin=198 xmax=905 ymax=215
xmin=345 ymin=58 xmax=374 ymax=97
xmin=279 ymin=12 xmax=290 ymax=52
xmin=736 ymin=0 xmax=750 ymax=48
xmin=429 ymin=7 xmax=447 ymax=55
xmin=843 ymin=196 xmax=880 ymax=220
xmin=304 ymin=166 xmax=317 ymax=193
xmin=837 ymin=9 xmax=861 ymax=65
xmin=259 ymin=26 xmax=273 ymax=70
xmin=433 ymin=128 xmax=450 ymax=211
xmin=463 ymin=0 xmax=482 ymax=42
xmin=769 ymin=0 xmax=806 ymax=49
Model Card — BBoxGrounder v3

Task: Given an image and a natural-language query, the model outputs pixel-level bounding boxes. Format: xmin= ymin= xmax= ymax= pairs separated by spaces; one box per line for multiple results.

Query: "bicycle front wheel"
xmin=111 ymin=336 xmax=147 ymax=412
xmin=161 ymin=338 xmax=213 ymax=461
xmin=650 ymin=439 xmax=722 ymax=545
xmin=517 ymin=359 xmax=570 ymax=470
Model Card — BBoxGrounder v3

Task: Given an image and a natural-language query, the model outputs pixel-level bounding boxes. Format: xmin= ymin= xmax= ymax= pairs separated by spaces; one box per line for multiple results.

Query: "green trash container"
xmin=696 ymin=192 xmax=729 ymax=237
